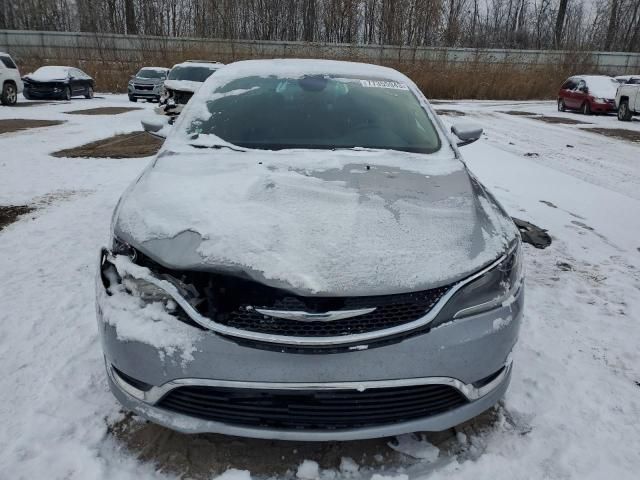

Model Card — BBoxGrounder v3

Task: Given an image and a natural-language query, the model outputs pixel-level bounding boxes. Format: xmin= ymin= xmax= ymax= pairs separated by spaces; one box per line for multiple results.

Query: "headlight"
xmin=593 ymin=97 xmax=605 ymax=103
xmin=122 ymin=276 xmax=174 ymax=304
xmin=106 ymin=238 xmax=200 ymax=309
xmin=451 ymin=241 xmax=523 ymax=319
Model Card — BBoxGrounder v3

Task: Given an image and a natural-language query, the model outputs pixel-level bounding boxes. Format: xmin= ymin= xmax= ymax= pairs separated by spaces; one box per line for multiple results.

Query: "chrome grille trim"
xmin=105 ymin=250 xmax=505 ymax=346
xmin=108 ymin=359 xmax=512 ymax=405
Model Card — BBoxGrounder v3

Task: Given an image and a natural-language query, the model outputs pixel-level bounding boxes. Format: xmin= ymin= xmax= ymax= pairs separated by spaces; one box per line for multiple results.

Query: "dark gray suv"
xmin=97 ymin=59 xmax=524 ymax=441
xmin=127 ymin=67 xmax=169 ymax=102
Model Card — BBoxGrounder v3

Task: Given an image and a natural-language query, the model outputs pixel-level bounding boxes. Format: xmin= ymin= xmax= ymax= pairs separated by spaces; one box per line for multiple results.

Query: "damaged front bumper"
xmin=96 ymin=247 xmax=523 ymax=440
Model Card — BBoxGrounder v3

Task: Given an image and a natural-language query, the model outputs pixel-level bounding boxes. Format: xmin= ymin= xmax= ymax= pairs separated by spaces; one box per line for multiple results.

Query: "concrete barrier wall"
xmin=1 ymin=29 xmax=639 ymax=74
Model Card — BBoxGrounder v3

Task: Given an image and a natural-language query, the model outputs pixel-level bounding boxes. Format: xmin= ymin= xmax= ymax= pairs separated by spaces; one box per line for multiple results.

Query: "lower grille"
xmin=134 ymin=84 xmax=154 ymax=90
xmin=157 ymin=384 xmax=468 ymax=430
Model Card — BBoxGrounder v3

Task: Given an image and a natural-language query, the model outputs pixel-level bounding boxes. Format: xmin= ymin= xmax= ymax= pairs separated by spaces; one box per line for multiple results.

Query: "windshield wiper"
xmin=189 ymin=143 xmax=246 ymax=152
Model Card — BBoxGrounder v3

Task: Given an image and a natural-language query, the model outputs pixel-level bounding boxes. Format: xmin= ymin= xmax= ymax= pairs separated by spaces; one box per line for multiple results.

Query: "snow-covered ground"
xmin=0 ymin=96 xmax=638 ymax=479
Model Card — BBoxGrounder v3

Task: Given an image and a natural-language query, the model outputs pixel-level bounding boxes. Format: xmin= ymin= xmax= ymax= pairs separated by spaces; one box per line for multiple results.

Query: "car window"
xmin=628 ymin=78 xmax=640 ymax=85
xmin=138 ymin=69 xmax=166 ymax=79
xmin=0 ymin=55 xmax=17 ymax=69
xmin=184 ymin=75 xmax=441 ymax=154
xmin=575 ymin=80 xmax=586 ymax=91
xmin=168 ymin=66 xmax=217 ymax=82
xmin=562 ymin=80 xmax=575 ymax=90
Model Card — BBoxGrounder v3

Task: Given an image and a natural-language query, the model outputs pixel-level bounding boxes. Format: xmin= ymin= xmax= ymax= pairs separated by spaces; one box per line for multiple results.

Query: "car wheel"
xmin=128 ymin=96 xmax=138 ymax=103
xmin=581 ymin=102 xmax=591 ymax=115
xmin=617 ymin=101 xmax=632 ymax=121
xmin=64 ymin=86 xmax=71 ymax=101
xmin=85 ymin=86 xmax=94 ymax=99
xmin=557 ymin=99 xmax=566 ymax=112
xmin=1 ymin=82 xmax=18 ymax=105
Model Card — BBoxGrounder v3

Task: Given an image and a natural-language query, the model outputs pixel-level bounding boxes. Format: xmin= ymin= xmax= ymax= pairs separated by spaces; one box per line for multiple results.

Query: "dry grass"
xmin=16 ymin=45 xmax=600 ymax=100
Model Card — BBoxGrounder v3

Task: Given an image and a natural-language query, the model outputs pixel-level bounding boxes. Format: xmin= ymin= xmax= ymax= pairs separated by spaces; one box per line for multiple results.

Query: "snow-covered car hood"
xmin=163 ymin=79 xmax=202 ymax=93
xmin=113 ymin=148 xmax=517 ymax=296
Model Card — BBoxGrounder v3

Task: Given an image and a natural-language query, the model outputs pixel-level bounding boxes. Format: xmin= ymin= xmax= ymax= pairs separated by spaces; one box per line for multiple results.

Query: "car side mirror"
xmin=141 ymin=116 xmax=170 ymax=138
xmin=451 ymin=122 xmax=483 ymax=147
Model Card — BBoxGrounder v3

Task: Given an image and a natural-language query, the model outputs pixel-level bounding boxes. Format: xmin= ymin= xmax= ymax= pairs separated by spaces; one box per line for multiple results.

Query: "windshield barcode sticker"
xmin=360 ymin=80 xmax=409 ymax=90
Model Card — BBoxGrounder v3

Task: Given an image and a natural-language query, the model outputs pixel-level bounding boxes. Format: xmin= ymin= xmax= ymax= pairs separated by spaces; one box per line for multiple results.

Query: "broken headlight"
xmin=122 ymin=276 xmax=174 ymax=304
xmin=450 ymin=241 xmax=523 ymax=320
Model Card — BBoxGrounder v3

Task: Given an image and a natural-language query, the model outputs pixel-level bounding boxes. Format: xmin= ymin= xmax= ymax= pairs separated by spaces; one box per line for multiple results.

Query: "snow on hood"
xmin=583 ymin=75 xmax=619 ymax=99
xmin=26 ymin=66 xmax=70 ymax=82
xmin=114 ymin=148 xmax=517 ymax=296
xmin=163 ymin=79 xmax=203 ymax=93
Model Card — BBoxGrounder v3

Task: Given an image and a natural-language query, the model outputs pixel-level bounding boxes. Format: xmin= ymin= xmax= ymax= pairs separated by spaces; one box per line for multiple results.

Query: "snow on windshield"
xmin=137 ymin=68 xmax=167 ymax=79
xmin=28 ymin=66 xmax=70 ymax=82
xmin=173 ymin=61 xmax=442 ymax=154
xmin=583 ymin=76 xmax=619 ymax=98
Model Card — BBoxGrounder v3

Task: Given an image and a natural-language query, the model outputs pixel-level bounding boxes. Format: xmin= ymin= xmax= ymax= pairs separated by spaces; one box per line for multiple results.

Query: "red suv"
xmin=557 ymin=75 xmax=619 ymax=114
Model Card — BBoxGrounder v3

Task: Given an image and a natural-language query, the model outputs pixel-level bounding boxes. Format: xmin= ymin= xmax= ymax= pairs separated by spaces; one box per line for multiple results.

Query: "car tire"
xmin=557 ymin=99 xmax=566 ymax=112
xmin=85 ymin=86 xmax=94 ymax=99
xmin=617 ymin=101 xmax=632 ymax=121
xmin=1 ymin=82 xmax=18 ymax=105
xmin=64 ymin=86 xmax=71 ymax=101
xmin=128 ymin=96 xmax=138 ymax=102
xmin=581 ymin=102 xmax=591 ymax=115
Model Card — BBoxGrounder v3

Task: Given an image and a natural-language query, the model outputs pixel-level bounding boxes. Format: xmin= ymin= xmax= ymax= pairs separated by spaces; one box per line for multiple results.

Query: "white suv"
xmin=0 ymin=52 xmax=24 ymax=105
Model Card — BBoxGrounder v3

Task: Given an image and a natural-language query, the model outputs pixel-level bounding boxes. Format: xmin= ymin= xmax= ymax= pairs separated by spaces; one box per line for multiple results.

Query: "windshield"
xmin=184 ymin=75 xmax=441 ymax=153
xmin=137 ymin=69 xmax=165 ymax=79
xmin=168 ymin=66 xmax=216 ymax=82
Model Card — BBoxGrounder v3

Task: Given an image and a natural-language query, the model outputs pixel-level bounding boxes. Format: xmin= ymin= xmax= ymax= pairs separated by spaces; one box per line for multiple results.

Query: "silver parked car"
xmin=97 ymin=59 xmax=524 ymax=441
xmin=128 ymin=67 xmax=170 ymax=102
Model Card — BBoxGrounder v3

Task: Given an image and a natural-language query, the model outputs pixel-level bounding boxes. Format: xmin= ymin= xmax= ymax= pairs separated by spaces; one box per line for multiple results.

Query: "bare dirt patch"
xmin=52 ymin=132 xmax=163 ymax=158
xmin=0 ymin=119 xmax=65 ymax=135
xmin=584 ymin=128 xmax=640 ymax=143
xmin=533 ymin=116 xmax=591 ymax=125
xmin=435 ymin=109 xmax=466 ymax=117
xmin=500 ymin=111 xmax=538 ymax=116
xmin=65 ymin=107 xmax=142 ymax=115
xmin=107 ymin=407 xmax=504 ymax=479
xmin=0 ymin=205 xmax=35 ymax=231
xmin=513 ymin=217 xmax=552 ymax=249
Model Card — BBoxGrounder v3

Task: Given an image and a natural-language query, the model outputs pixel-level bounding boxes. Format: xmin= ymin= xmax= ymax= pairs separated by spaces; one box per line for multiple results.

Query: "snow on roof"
xmin=140 ymin=66 xmax=169 ymax=71
xmin=28 ymin=66 xmax=71 ymax=82
xmin=171 ymin=61 xmax=222 ymax=70
xmin=210 ymin=59 xmax=409 ymax=84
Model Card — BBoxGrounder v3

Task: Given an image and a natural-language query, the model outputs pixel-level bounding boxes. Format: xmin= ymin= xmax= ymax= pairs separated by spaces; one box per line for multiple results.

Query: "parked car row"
xmin=557 ymin=73 xmax=640 ymax=121
xmin=1 ymin=51 xmax=95 ymax=105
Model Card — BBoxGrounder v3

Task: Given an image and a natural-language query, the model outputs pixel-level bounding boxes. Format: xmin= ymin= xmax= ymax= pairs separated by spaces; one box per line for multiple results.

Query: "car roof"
xmin=570 ymin=74 xmax=614 ymax=81
xmin=172 ymin=61 xmax=223 ymax=69
xmin=211 ymin=59 xmax=409 ymax=83
xmin=140 ymin=66 xmax=169 ymax=71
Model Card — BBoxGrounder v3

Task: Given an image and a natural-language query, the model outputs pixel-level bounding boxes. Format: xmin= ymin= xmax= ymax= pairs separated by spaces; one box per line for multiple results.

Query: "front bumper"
xmin=96 ymin=258 xmax=523 ymax=440
xmin=128 ymin=85 xmax=161 ymax=99
xmin=106 ymin=360 xmax=513 ymax=441
xmin=591 ymin=101 xmax=616 ymax=113
xmin=24 ymin=87 xmax=65 ymax=99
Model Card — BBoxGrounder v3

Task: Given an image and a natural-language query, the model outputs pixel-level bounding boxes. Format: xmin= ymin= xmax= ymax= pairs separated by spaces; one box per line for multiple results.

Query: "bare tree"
xmin=554 ymin=0 xmax=569 ymax=48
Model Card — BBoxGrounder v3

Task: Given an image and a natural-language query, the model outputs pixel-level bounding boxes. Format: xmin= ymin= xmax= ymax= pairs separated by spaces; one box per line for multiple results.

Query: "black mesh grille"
xmin=215 ymin=287 xmax=450 ymax=337
xmin=157 ymin=384 xmax=467 ymax=430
